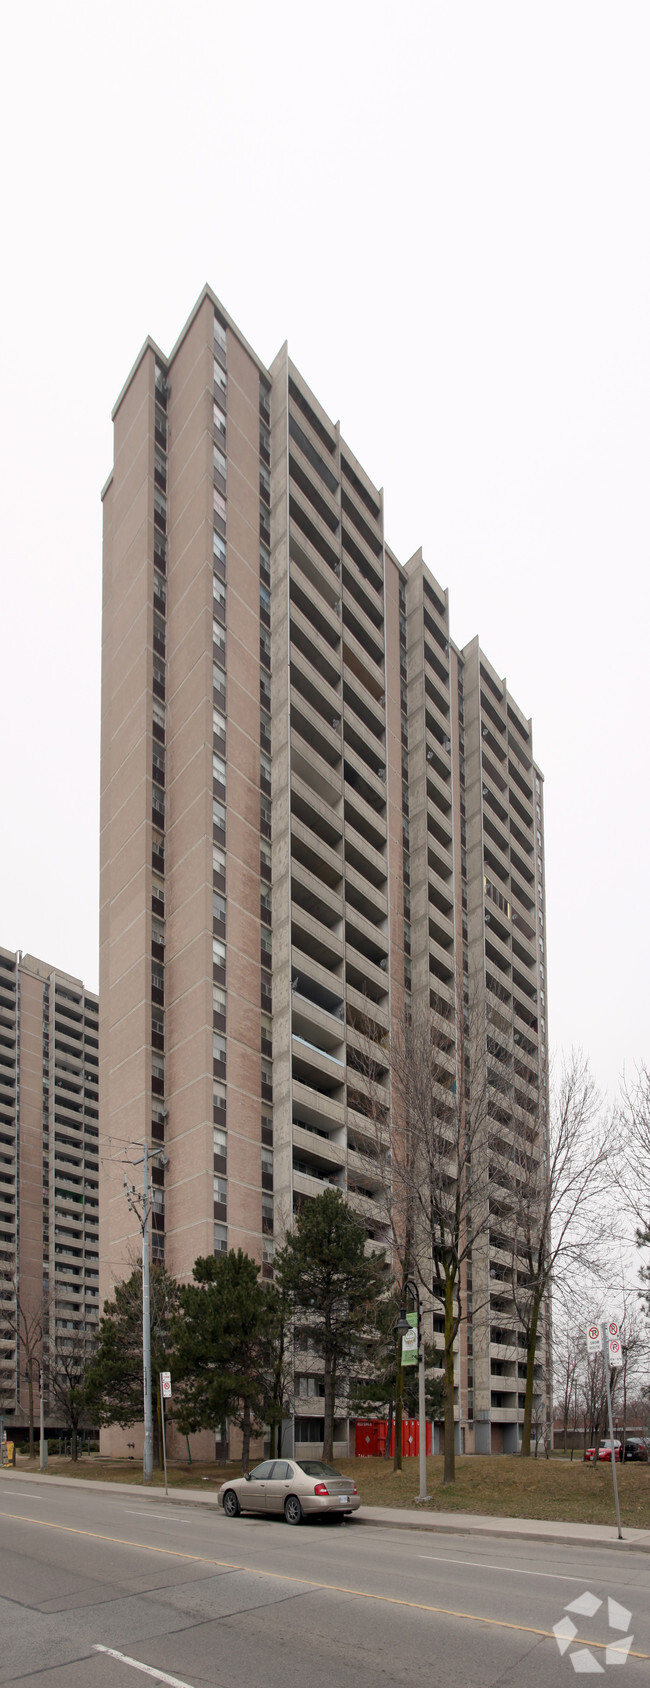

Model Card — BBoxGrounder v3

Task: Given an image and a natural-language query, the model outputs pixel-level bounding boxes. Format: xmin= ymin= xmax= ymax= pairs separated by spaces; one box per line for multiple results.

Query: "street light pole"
xmin=142 ymin=1141 xmax=153 ymax=1485
xmin=39 ymin=1363 xmax=47 ymax=1471
xmin=124 ymin=1139 xmax=168 ymax=1488
xmin=397 ymin=1279 xmax=430 ymax=1503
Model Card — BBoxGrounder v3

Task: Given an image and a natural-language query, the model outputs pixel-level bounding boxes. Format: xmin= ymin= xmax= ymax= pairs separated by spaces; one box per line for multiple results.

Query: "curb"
xmin=2 ymin=1470 xmax=649 ymax=1555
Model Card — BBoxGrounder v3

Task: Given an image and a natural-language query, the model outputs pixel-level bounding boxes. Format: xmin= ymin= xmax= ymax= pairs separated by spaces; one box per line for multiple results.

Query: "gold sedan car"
xmin=218 ymin=1458 xmax=360 ymax=1525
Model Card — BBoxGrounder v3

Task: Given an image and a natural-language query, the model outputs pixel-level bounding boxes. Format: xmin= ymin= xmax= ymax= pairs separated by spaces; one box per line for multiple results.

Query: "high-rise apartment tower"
xmin=0 ymin=948 xmax=99 ymax=1433
xmin=100 ymin=287 xmax=549 ymax=1456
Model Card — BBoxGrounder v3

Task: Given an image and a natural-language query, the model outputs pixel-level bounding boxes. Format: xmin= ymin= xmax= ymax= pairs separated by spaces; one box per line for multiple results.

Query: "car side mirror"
xmin=244 ymin=1472 xmax=251 ymax=1481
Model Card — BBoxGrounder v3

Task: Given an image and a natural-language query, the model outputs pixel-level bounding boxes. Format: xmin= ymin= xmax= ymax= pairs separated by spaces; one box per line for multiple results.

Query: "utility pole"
xmin=39 ymin=1362 xmax=47 ymax=1470
xmin=124 ymin=1140 xmax=168 ymax=1487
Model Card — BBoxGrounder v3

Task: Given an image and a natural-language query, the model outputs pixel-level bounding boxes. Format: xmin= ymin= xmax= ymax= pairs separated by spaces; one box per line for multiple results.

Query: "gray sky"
xmin=1 ymin=1 xmax=648 ymax=1101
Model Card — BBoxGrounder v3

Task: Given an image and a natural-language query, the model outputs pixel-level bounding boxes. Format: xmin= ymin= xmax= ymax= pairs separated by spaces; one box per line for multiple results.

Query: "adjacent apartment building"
xmin=100 ymin=286 xmax=549 ymax=1456
xmin=0 ymin=948 xmax=99 ymax=1433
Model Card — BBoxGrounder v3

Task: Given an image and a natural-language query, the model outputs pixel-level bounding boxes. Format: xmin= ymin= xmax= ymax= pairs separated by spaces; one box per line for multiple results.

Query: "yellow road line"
xmin=0 ymin=1510 xmax=646 ymax=1661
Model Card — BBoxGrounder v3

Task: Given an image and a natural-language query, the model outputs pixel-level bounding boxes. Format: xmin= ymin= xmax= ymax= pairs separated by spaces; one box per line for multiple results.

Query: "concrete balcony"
xmin=292 ymin=904 xmax=344 ymax=971
xmin=293 ymin=1166 xmax=342 ymax=1202
xmin=291 ymin=946 xmax=345 ymax=1004
xmin=341 ymin=550 xmax=384 ymax=622
xmin=347 ymin=1145 xmax=384 ymax=1189
xmin=289 ymin=477 xmax=340 ymax=570
xmin=347 ymin=1187 xmax=388 ymax=1226
xmin=344 ymin=821 xmax=387 ymax=888
xmin=343 ymin=741 xmax=386 ymax=813
xmin=291 ymin=773 xmax=344 ymax=848
xmin=293 ymin=1124 xmax=346 ymax=1173
xmin=292 ymin=1033 xmax=345 ymax=1095
xmin=346 ymin=981 xmax=389 ymax=1030
xmin=290 ymin=526 xmax=340 ymax=610
xmin=291 ymin=817 xmax=343 ymax=889
xmin=342 ymin=623 xmax=384 ymax=699
xmin=290 ymin=686 xmax=342 ymax=768
xmin=292 ymin=858 xmax=344 ymax=927
xmin=343 ymin=785 xmax=386 ymax=854
xmin=293 ymin=1078 xmax=346 ymax=1131
xmin=343 ymin=680 xmax=385 ymax=741
xmin=341 ymin=584 xmax=385 ymax=662
xmin=291 ymin=731 xmax=342 ymax=810
xmin=292 ymin=993 xmax=346 ymax=1055
xmin=290 ymin=603 xmax=341 ymax=694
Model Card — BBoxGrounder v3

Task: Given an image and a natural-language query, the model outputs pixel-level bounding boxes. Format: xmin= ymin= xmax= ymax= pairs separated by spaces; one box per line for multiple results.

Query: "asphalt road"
xmin=1 ymin=1478 xmax=649 ymax=1687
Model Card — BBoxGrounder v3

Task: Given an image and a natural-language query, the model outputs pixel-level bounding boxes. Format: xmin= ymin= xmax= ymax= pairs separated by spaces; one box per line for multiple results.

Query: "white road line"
xmin=93 ymin=1643 xmax=197 ymax=1686
xmin=0 ymin=1490 xmax=45 ymax=1499
xmin=419 ymin=1554 xmax=588 ymax=1583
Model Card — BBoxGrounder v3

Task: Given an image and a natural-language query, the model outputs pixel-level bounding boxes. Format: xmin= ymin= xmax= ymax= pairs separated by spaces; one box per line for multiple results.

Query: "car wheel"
xmin=284 ymin=1494 xmax=304 ymax=1526
xmin=223 ymin=1489 xmax=240 ymax=1518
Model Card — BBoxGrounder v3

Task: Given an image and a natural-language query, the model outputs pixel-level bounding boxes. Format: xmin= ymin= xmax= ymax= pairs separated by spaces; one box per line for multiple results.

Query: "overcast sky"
xmin=0 ymin=1 xmax=648 ymax=1104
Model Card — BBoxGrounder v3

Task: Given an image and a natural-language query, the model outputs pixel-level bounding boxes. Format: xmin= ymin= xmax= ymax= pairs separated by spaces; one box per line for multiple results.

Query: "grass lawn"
xmin=10 ymin=1448 xmax=650 ymax=1529
xmin=334 ymin=1454 xmax=650 ymax=1529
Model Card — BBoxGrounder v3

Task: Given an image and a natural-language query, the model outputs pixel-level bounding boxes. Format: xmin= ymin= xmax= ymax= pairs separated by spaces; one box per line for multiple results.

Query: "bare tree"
xmin=615 ymin=1067 xmax=650 ymax=1315
xmin=0 ymin=1269 xmax=50 ymax=1458
xmin=390 ymin=992 xmax=493 ymax=1486
xmin=501 ymin=1053 xmax=613 ymax=1456
xmin=49 ymin=1325 xmax=96 ymax=1460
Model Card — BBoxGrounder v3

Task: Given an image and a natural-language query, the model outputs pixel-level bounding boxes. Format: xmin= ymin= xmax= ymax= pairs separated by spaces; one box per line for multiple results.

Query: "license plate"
xmin=340 ymin=1496 xmax=349 ymax=1504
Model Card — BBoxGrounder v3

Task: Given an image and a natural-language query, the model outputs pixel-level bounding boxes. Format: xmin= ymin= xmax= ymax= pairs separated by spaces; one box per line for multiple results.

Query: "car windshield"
xmin=296 ymin=1461 xmax=342 ymax=1478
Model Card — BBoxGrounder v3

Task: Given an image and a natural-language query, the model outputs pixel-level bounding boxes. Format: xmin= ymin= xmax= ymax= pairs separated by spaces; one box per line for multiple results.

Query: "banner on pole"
xmin=586 ymin=1323 xmax=603 ymax=1354
xmin=402 ymin=1311 xmax=418 ymax=1367
xmin=161 ymin=1371 xmax=172 ymax=1398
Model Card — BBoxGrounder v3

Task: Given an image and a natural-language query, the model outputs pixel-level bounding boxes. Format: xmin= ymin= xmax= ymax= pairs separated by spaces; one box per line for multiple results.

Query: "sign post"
xmin=586 ymin=1319 xmax=622 ymax=1539
xmin=160 ymin=1372 xmax=172 ymax=1496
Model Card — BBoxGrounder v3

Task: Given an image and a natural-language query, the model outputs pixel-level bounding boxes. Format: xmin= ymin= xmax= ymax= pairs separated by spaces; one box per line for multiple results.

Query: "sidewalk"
xmin=2 ymin=1468 xmax=649 ymax=1553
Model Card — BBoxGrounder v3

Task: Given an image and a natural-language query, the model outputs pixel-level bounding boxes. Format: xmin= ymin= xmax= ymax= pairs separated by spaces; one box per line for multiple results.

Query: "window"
xmin=213 ymin=357 xmax=227 ymax=395
xmin=260 ymin=540 xmax=271 ymax=577
xmin=259 ymin=582 xmax=270 ymax=619
xmin=213 ymin=488 xmax=226 ymax=525
xmin=213 ymin=530 xmax=226 ymax=570
xmin=213 ymin=444 xmax=227 ymax=481
xmin=153 ymin=568 xmax=166 ymax=606
xmin=214 ymin=1222 xmax=227 ymax=1253
xmin=261 ymin=1113 xmax=273 ymax=1145
xmin=152 ymin=1056 xmax=164 ymax=1083
xmin=213 ymin=891 xmax=226 ymax=923
xmin=152 ymin=876 xmax=164 ymax=904
xmin=262 ymin=1239 xmax=275 ymax=1265
xmin=152 ymin=916 xmax=165 ymax=945
xmin=213 ymin=984 xmax=226 ymax=1018
xmin=213 ymin=752 xmax=226 ymax=786
xmin=213 ymin=706 xmax=226 ymax=740
xmin=153 ymin=698 xmax=165 ymax=733
xmin=214 ymin=1174 xmax=227 ymax=1209
xmin=262 ymin=1192 xmax=274 ymax=1233
xmin=213 ymin=937 xmax=226 ymax=969
xmin=213 ymin=576 xmax=226 ymax=616
xmin=260 ymin=463 xmax=270 ymax=497
xmin=213 ymin=619 xmax=226 ymax=657
xmin=213 ymin=1033 xmax=226 ymax=1064
xmin=260 ymin=751 xmax=271 ymax=786
xmin=213 ymin=843 xmax=226 ymax=878
xmin=213 ymin=402 xmax=226 ymax=438
xmin=260 ymin=797 xmax=271 ymax=836
xmin=214 ymin=317 xmax=227 ymax=356
xmin=214 ymin=1126 xmax=227 ymax=1173
xmin=262 ymin=1146 xmax=274 ymax=1190
xmin=213 ymin=1079 xmax=226 ymax=1115
xmin=153 ymin=488 xmax=167 ymax=526
xmin=213 ymin=659 xmax=225 ymax=691
xmin=213 ymin=798 xmax=226 ymax=831
xmin=261 ymin=930 xmax=272 ymax=959
xmin=260 ymin=840 xmax=271 ymax=877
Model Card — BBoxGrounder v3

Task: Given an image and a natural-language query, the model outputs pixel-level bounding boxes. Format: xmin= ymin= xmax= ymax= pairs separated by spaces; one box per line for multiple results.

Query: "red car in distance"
xmin=584 ymin=1440 xmax=622 ymax=1462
